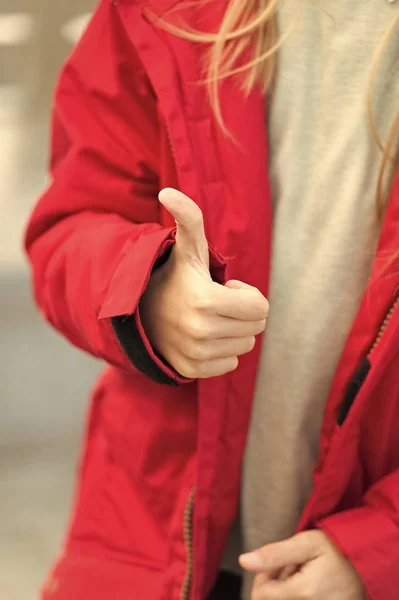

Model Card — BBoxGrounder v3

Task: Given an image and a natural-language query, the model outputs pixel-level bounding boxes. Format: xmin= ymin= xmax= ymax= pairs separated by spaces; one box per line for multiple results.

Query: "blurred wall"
xmin=0 ymin=0 xmax=101 ymax=446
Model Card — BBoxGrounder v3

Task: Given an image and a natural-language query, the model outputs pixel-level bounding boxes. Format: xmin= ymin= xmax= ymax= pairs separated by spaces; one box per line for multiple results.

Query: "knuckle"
xmin=197 ymin=361 xmax=208 ymax=376
xmin=189 ymin=205 xmax=204 ymax=230
xmin=257 ymin=296 xmax=270 ymax=320
xmin=176 ymin=360 xmax=196 ymax=379
xmin=246 ymin=291 xmax=269 ymax=321
xmin=247 ymin=336 xmax=256 ymax=352
xmin=293 ymin=531 xmax=308 ymax=545
xmin=194 ymin=290 xmax=213 ymax=312
xmin=185 ymin=342 xmax=208 ymax=362
xmin=253 ymin=319 xmax=267 ymax=335
xmin=309 ymin=529 xmax=325 ymax=548
xmin=195 ymin=360 xmax=213 ymax=378
xmin=186 ymin=316 xmax=206 ymax=340
xmin=238 ymin=337 xmax=256 ymax=355
xmin=183 ymin=345 xmax=197 ymax=361
xmin=228 ymin=356 xmax=239 ymax=372
xmin=178 ymin=359 xmax=203 ymax=380
xmin=178 ymin=204 xmax=203 ymax=232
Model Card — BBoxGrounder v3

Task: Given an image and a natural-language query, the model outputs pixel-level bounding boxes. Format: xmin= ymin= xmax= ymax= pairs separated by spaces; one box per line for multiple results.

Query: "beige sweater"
xmin=222 ymin=0 xmax=399 ymax=596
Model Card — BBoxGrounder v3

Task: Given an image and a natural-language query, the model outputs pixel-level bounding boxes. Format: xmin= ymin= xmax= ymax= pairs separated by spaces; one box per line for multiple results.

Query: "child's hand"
xmin=239 ymin=530 xmax=366 ymax=600
xmin=139 ymin=188 xmax=269 ymax=379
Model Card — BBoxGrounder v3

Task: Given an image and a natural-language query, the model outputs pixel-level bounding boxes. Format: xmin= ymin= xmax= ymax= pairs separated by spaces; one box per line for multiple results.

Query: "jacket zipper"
xmin=302 ymin=292 xmax=399 ymax=527
xmin=164 ymin=102 xmax=196 ymax=600
xmin=338 ymin=294 xmax=399 ymax=426
xmin=180 ymin=487 xmax=196 ymax=600
xmin=367 ymin=295 xmax=399 ymax=358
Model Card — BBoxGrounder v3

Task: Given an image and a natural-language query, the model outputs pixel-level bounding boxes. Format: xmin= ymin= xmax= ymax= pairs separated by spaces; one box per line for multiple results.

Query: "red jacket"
xmin=25 ymin=1 xmax=399 ymax=599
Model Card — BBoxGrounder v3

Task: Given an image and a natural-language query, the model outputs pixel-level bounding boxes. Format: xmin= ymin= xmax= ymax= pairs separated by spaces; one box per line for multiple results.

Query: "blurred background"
xmin=0 ymin=2 xmax=102 ymax=598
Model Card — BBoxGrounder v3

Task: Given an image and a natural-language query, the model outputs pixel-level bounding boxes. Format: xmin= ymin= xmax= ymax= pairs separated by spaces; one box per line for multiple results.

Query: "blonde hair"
xmin=157 ymin=0 xmax=399 ymax=218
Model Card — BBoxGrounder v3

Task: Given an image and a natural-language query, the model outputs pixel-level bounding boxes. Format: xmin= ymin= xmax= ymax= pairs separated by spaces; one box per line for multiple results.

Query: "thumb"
xmin=159 ymin=188 xmax=209 ymax=271
xmin=239 ymin=533 xmax=322 ymax=574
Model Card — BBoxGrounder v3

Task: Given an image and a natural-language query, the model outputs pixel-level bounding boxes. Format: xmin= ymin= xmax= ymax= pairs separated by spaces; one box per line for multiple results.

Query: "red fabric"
xmin=25 ymin=1 xmax=399 ymax=599
xmin=319 ymin=505 xmax=399 ymax=600
xmin=41 ymin=554 xmax=166 ymax=600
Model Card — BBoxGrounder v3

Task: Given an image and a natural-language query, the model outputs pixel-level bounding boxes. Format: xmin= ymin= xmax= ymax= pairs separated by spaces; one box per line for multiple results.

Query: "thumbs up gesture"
xmin=139 ymin=188 xmax=269 ymax=379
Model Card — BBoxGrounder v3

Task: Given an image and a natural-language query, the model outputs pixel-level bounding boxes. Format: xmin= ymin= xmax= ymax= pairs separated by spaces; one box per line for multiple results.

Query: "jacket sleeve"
xmin=25 ymin=0 xmax=225 ymax=382
xmin=318 ymin=469 xmax=399 ymax=600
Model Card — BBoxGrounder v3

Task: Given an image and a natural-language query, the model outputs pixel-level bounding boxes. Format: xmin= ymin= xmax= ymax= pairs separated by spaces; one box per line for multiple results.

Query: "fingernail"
xmin=239 ymin=552 xmax=265 ymax=570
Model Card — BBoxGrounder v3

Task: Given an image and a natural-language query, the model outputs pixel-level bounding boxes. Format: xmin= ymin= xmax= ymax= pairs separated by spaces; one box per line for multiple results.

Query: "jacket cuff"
xmin=101 ymin=227 xmax=228 ymax=384
xmin=99 ymin=228 xmax=176 ymax=320
xmin=111 ymin=306 xmax=186 ymax=385
xmin=318 ymin=506 xmax=399 ymax=600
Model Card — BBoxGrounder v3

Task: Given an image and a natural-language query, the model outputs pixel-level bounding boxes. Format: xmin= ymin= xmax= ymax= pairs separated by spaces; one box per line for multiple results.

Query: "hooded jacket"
xmin=26 ymin=1 xmax=399 ymax=599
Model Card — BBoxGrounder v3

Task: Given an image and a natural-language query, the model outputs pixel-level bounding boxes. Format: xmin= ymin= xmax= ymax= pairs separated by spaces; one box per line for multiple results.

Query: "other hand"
xmin=239 ymin=530 xmax=366 ymax=600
